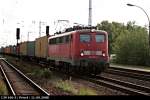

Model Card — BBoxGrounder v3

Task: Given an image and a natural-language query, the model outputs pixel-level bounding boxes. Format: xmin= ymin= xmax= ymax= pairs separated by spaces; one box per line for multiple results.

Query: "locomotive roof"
xmin=49 ymin=29 xmax=107 ymax=39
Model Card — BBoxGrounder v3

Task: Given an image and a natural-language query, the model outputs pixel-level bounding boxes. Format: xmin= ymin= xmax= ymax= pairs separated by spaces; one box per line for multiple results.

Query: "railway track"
xmin=93 ymin=75 xmax=150 ymax=95
xmin=0 ymin=58 xmax=49 ymax=95
xmin=3 ymin=56 xmax=150 ymax=95
xmin=75 ymin=74 xmax=150 ymax=95
xmin=105 ymin=66 xmax=150 ymax=81
xmin=64 ymin=65 xmax=150 ymax=96
xmin=61 ymin=71 xmax=150 ymax=95
xmin=43 ymin=64 xmax=150 ymax=95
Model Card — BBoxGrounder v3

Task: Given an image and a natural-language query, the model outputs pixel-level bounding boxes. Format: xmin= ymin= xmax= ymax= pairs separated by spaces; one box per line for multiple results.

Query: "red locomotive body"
xmin=48 ymin=29 xmax=109 ymax=74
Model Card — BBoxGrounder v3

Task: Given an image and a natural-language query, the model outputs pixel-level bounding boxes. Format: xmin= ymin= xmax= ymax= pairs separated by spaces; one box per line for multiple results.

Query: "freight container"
xmin=13 ymin=45 xmax=17 ymax=55
xmin=27 ymin=41 xmax=35 ymax=57
xmin=4 ymin=47 xmax=6 ymax=54
xmin=1 ymin=47 xmax=4 ymax=54
xmin=10 ymin=46 xmax=13 ymax=54
xmin=0 ymin=47 xmax=4 ymax=54
xmin=20 ymin=42 xmax=27 ymax=56
xmin=8 ymin=46 xmax=11 ymax=54
xmin=9 ymin=45 xmax=13 ymax=55
xmin=35 ymin=36 xmax=48 ymax=58
xmin=4 ymin=47 xmax=7 ymax=54
xmin=16 ymin=44 xmax=20 ymax=56
xmin=0 ymin=48 xmax=2 ymax=53
xmin=11 ymin=45 xmax=17 ymax=55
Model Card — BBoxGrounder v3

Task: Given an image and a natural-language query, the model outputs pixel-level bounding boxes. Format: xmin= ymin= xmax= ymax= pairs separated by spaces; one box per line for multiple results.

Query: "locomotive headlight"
xmin=102 ymin=51 xmax=106 ymax=57
xmin=102 ymin=53 xmax=106 ymax=57
xmin=81 ymin=52 xmax=84 ymax=56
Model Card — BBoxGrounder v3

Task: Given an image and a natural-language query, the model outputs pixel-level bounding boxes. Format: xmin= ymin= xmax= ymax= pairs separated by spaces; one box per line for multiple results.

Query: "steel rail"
xmin=1 ymin=59 xmax=49 ymax=95
xmin=3 ymin=56 xmax=149 ymax=95
xmin=0 ymin=65 xmax=16 ymax=95
xmin=106 ymin=67 xmax=150 ymax=81
xmin=86 ymin=75 xmax=149 ymax=96
xmin=95 ymin=76 xmax=150 ymax=94
xmin=109 ymin=66 xmax=150 ymax=74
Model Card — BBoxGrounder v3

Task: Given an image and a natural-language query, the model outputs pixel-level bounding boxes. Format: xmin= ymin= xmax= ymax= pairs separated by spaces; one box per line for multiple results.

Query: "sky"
xmin=0 ymin=0 xmax=150 ymax=46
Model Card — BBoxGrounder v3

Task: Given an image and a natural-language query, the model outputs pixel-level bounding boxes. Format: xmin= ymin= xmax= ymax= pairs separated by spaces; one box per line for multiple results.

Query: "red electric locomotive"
xmin=48 ymin=26 xmax=109 ymax=75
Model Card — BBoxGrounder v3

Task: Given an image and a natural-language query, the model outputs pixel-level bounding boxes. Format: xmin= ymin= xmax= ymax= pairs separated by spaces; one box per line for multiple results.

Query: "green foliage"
xmin=55 ymin=80 xmax=97 ymax=95
xmin=56 ymin=80 xmax=77 ymax=94
xmin=78 ymin=87 xmax=97 ymax=95
xmin=0 ymin=82 xmax=8 ymax=95
xmin=113 ymin=23 xmax=149 ymax=65
xmin=32 ymin=68 xmax=52 ymax=79
xmin=97 ymin=20 xmax=150 ymax=66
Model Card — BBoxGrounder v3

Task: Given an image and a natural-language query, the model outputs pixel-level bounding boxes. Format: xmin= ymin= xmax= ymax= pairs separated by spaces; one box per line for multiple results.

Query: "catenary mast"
xmin=88 ymin=0 xmax=92 ymax=26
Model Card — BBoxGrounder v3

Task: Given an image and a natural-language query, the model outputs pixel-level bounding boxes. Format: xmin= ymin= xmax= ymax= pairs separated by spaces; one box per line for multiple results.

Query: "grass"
xmin=55 ymin=80 xmax=97 ymax=95
xmin=31 ymin=68 xmax=53 ymax=79
xmin=56 ymin=80 xmax=77 ymax=94
xmin=0 ymin=81 xmax=8 ymax=95
xmin=78 ymin=87 xmax=97 ymax=95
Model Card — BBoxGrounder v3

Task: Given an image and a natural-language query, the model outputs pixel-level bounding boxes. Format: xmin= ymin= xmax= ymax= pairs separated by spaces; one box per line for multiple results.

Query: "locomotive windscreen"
xmin=80 ymin=34 xmax=91 ymax=42
xmin=95 ymin=34 xmax=105 ymax=42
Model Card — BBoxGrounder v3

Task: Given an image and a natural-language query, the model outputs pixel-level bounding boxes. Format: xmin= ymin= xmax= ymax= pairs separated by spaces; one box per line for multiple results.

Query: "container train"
xmin=0 ymin=26 xmax=109 ymax=75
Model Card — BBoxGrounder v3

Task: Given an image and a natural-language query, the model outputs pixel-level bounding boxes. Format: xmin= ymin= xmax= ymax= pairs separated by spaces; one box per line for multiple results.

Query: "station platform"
xmin=110 ymin=64 xmax=150 ymax=73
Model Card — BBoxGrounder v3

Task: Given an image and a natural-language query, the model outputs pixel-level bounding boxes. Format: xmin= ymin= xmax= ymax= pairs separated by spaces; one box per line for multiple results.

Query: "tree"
xmin=113 ymin=23 xmax=149 ymax=65
xmin=97 ymin=20 xmax=150 ymax=66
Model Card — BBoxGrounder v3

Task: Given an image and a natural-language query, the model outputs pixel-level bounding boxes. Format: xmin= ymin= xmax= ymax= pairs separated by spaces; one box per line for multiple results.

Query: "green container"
xmin=27 ymin=41 xmax=35 ymax=57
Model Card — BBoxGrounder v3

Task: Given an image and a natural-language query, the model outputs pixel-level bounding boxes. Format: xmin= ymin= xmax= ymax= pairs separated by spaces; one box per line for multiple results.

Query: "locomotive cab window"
xmin=96 ymin=34 xmax=105 ymax=42
xmin=59 ymin=37 xmax=63 ymax=43
xmin=65 ymin=35 xmax=70 ymax=43
xmin=80 ymin=34 xmax=91 ymax=42
xmin=64 ymin=35 xmax=72 ymax=43
xmin=50 ymin=38 xmax=57 ymax=44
